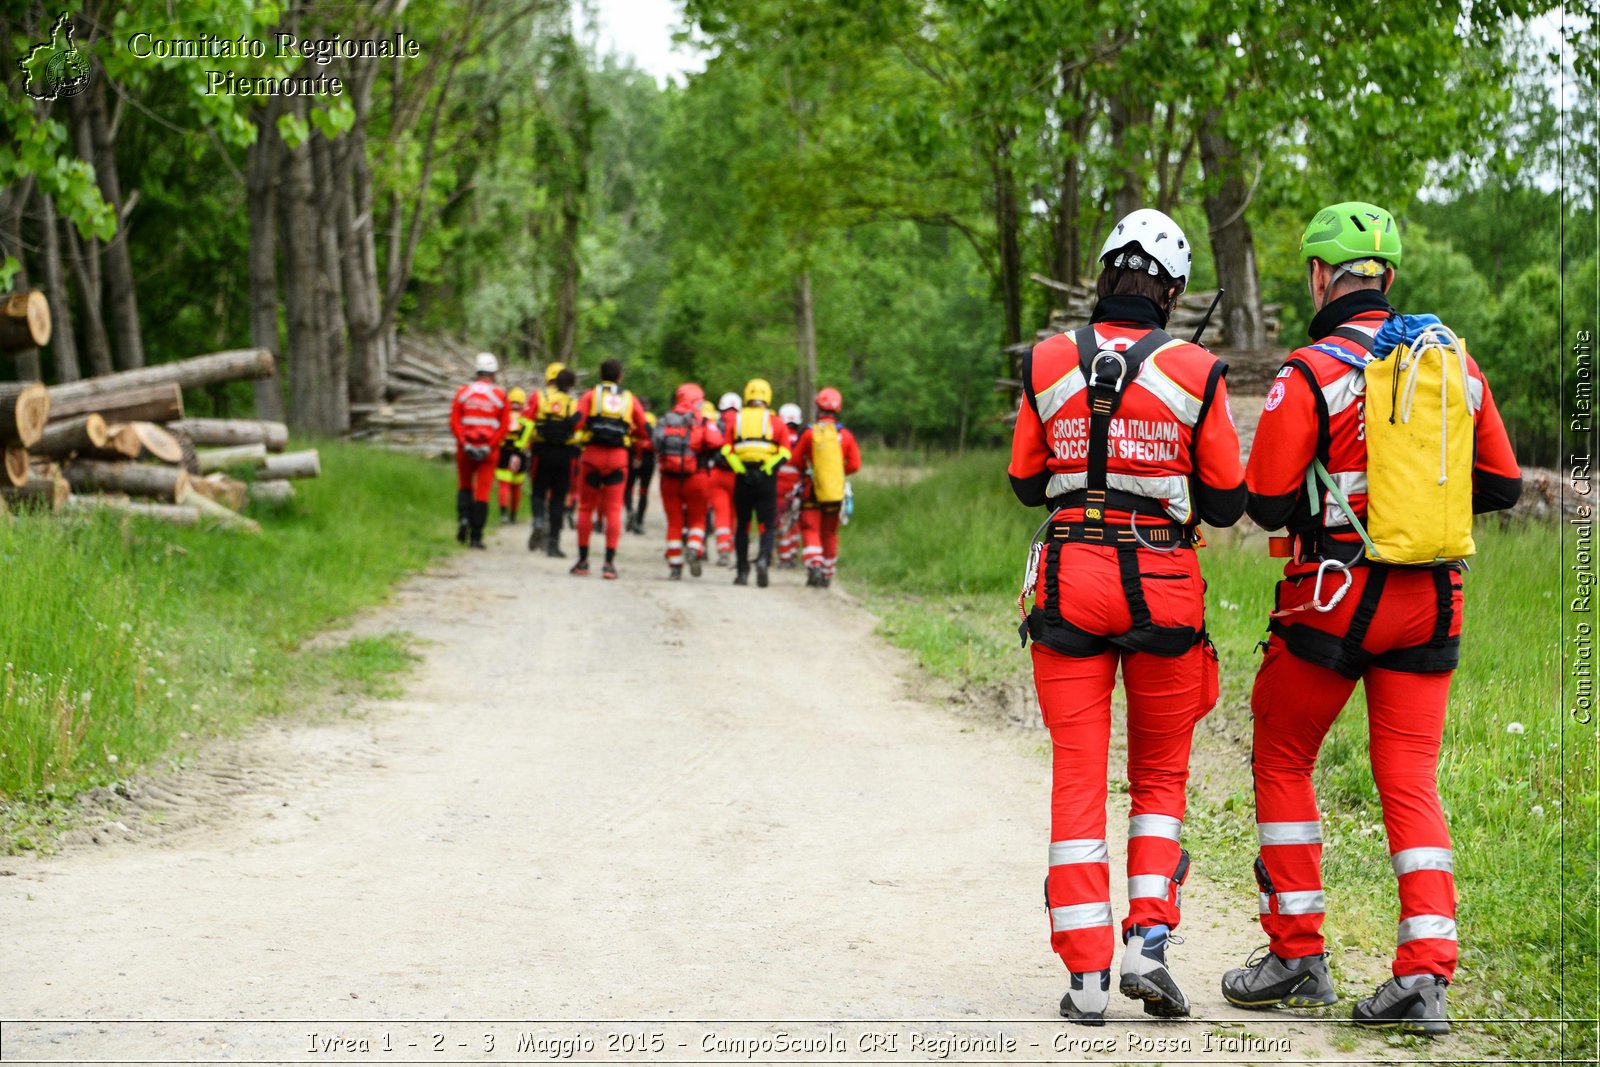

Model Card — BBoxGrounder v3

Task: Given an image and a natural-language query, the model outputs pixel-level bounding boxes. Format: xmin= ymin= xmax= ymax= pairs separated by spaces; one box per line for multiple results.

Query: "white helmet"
xmin=778 ymin=402 xmax=802 ymax=425
xmin=1099 ymin=209 xmax=1191 ymax=291
xmin=474 ymin=351 xmax=499 ymax=375
xmin=718 ymin=392 xmax=742 ymax=412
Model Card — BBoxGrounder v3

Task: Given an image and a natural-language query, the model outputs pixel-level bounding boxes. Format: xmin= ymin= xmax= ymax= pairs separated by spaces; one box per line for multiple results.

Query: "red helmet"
xmin=674 ymin=382 xmax=704 ymax=408
xmin=815 ymin=387 xmax=842 ymax=413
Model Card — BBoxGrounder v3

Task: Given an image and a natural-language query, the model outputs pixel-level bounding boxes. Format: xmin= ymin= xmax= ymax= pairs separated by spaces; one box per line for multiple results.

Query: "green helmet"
xmin=1300 ymin=201 xmax=1402 ymax=272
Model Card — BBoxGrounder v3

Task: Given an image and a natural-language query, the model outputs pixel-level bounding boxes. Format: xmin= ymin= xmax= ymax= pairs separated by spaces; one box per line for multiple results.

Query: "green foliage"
xmin=0 ymin=443 xmax=452 ymax=809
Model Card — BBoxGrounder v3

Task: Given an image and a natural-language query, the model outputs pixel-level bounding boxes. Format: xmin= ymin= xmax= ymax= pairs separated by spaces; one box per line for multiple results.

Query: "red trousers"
xmin=455 ymin=446 xmax=497 ymax=503
xmin=659 ymin=471 xmax=709 ymax=566
xmin=800 ymin=505 xmax=841 ymax=576
xmin=497 ymin=480 xmax=523 ymax=516
xmin=708 ymin=468 xmax=736 ymax=555
xmin=776 ymin=469 xmax=801 ymax=561
xmin=1032 ymin=541 xmax=1211 ymax=973
xmin=1252 ymin=564 xmax=1463 ymax=980
xmin=576 ymin=446 xmax=629 ymax=552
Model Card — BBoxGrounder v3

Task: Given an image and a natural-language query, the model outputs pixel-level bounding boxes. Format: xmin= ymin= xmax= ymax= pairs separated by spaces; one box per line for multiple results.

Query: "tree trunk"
xmin=1108 ymin=96 xmax=1147 ymax=220
xmin=81 ymin=67 xmax=144 ymax=369
xmin=0 ymin=382 xmax=52 ymax=447
xmin=279 ymin=96 xmax=331 ymax=433
xmin=33 ymin=413 xmax=109 ymax=457
xmin=62 ymin=222 xmax=114 ymax=378
xmin=1 ymin=471 xmax=69 ymax=511
xmin=342 ymin=73 xmax=387 ymax=406
xmin=248 ymin=479 xmax=296 ymax=505
xmin=992 ymin=124 xmax=1023 ymax=357
xmin=0 ymin=180 xmax=39 ymax=380
xmin=259 ymin=449 xmax=321 ymax=481
xmin=63 ymin=496 xmax=203 ymax=526
xmin=195 ymin=442 xmax=268 ymax=473
xmin=310 ymin=132 xmax=349 ymax=433
xmin=1198 ymin=108 xmax=1266 ymax=350
xmin=37 ymin=193 xmax=80 ymax=382
xmin=795 ymin=269 xmax=818 ymax=420
xmin=246 ymin=100 xmax=286 ymax=421
xmin=46 ymin=349 xmax=273 ymax=407
xmin=63 ymin=460 xmax=191 ymax=502
xmin=1052 ymin=69 xmax=1089 ymax=286
xmin=169 ymin=418 xmax=288 ymax=451
xmin=48 ymin=381 xmax=183 ymax=425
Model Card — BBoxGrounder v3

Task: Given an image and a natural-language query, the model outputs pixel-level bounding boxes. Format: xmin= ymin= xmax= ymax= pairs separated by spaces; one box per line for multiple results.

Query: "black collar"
xmin=1308 ymin=288 xmax=1392 ymax=340
xmin=1091 ymin=294 xmax=1169 ymax=329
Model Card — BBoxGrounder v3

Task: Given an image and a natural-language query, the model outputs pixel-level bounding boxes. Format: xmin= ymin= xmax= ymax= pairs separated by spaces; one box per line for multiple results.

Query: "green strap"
xmin=1311 ymin=459 xmax=1381 ymax=561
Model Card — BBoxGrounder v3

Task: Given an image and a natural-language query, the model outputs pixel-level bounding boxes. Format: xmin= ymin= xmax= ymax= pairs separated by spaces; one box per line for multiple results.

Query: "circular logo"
xmin=1264 ymin=381 xmax=1287 ymax=412
xmin=46 ymin=49 xmax=91 ymax=99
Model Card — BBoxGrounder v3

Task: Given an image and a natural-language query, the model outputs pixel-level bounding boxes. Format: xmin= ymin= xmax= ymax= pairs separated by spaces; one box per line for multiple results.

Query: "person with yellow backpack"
xmin=495 ymin=386 xmax=534 ymax=524
xmin=526 ymin=364 xmax=581 ymax=557
xmin=1221 ymin=201 xmax=1522 ymax=1034
xmin=791 ymin=387 xmax=861 ymax=589
xmin=720 ymin=378 xmax=793 ymax=587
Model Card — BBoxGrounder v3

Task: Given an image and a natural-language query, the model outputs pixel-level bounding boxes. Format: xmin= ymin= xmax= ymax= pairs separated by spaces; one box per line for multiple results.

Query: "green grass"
xmin=850 ymin=450 xmax=1593 ymax=1056
xmin=0 ymin=441 xmax=451 ymax=837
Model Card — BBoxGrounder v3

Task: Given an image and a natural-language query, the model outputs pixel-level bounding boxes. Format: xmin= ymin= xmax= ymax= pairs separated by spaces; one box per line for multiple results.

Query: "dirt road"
xmin=1 ymin=513 xmax=1399 ymax=1064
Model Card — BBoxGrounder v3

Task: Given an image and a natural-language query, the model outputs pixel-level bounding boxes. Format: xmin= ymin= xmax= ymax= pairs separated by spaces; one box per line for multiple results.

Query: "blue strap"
xmin=1307 ymin=342 xmax=1372 ymax=369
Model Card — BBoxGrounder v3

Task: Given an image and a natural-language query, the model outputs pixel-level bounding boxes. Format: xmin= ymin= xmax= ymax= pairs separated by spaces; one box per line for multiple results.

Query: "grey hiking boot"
xmin=1352 ymin=974 xmax=1450 ymax=1036
xmin=1059 ymin=969 xmax=1110 ymax=1026
xmin=1120 ymin=925 xmax=1189 ymax=1018
xmin=1222 ymin=947 xmax=1337 ymax=1009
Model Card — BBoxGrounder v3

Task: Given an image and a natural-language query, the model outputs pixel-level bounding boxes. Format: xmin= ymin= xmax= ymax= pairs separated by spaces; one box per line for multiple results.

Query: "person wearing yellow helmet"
xmin=527 ymin=366 xmax=580 ymax=556
xmin=495 ymin=385 xmax=534 ymax=523
xmin=719 ymin=377 xmax=793 ymax=587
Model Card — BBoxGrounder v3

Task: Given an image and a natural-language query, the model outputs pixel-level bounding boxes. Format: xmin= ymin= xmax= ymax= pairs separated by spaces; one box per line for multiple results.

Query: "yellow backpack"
xmin=810 ymin=421 xmax=845 ymax=504
xmin=1313 ymin=321 xmax=1477 ymax=564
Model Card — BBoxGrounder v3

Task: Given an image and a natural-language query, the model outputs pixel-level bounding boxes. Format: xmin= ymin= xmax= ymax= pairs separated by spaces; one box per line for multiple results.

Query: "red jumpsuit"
xmin=1244 ymin=291 xmax=1522 ymax=981
xmin=1009 ymin=308 xmax=1245 ymax=975
xmin=450 ymin=379 xmax=511 ymax=503
xmin=792 ymin=418 xmax=862 ymax=579
xmin=707 ymin=407 xmax=740 ymax=559
xmin=574 ymin=383 xmax=651 ymax=554
xmin=775 ymin=443 xmax=804 ymax=564
xmin=657 ymin=405 xmax=723 ymax=566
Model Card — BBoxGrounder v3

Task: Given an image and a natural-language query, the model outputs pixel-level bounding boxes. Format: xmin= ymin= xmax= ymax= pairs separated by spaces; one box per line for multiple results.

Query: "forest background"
xmin=0 ymin=0 xmax=1596 ymax=463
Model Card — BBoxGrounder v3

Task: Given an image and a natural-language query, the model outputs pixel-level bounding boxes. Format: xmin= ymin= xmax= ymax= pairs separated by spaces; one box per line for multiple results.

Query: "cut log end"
xmin=4 ymin=446 xmax=28 ymax=487
xmin=0 ymin=290 xmax=52 ymax=352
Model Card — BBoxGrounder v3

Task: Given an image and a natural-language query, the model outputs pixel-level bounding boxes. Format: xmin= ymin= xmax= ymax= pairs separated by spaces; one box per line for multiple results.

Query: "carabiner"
xmin=1128 ymin=512 xmax=1181 ymax=554
xmin=1311 ymin=558 xmax=1353 ymax=613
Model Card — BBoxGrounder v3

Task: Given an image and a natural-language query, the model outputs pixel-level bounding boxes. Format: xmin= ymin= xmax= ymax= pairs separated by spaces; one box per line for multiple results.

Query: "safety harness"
xmin=1019 ymin=325 xmax=1206 ymax=658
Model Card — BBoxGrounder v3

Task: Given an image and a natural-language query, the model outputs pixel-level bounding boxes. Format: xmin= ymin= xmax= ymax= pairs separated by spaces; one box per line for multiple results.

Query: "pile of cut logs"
xmin=0 ymin=347 xmax=321 ymax=533
xmin=347 ymin=334 xmax=542 ymax=458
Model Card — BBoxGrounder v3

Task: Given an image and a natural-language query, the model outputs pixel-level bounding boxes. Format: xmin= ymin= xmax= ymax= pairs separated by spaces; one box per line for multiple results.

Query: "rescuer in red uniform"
xmin=653 ymin=382 xmax=724 ymax=579
xmin=1009 ymin=209 xmax=1246 ymax=1024
xmin=571 ymin=358 xmax=650 ymax=579
xmin=1220 ymin=202 xmax=1522 ymax=1034
xmin=775 ymin=402 xmax=806 ymax=567
xmin=792 ymin=388 xmax=861 ymax=589
xmin=449 ymin=352 xmax=512 ymax=550
xmin=707 ymin=392 xmax=742 ymax=565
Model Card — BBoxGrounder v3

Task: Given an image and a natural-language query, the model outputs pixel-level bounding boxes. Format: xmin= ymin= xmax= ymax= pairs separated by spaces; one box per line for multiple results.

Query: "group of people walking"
xmin=450 ymin=357 xmax=861 ymax=587
xmin=1012 ymin=203 xmax=1521 ymax=1033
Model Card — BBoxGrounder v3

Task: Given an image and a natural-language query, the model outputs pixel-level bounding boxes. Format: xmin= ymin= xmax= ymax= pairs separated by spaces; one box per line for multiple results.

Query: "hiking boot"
xmin=546 ymin=539 xmax=566 ymax=559
xmin=602 ymin=562 xmax=619 ymax=580
xmin=819 ymin=574 xmax=832 ymax=589
xmin=499 ymin=506 xmax=509 ymax=523
xmin=457 ymin=519 xmax=470 ymax=544
xmin=716 ymin=554 xmax=730 ymax=568
xmin=689 ymin=551 xmax=703 ymax=578
xmin=756 ymin=561 xmax=769 ymax=588
xmin=806 ymin=566 xmax=821 ymax=588
xmin=1222 ymin=947 xmax=1338 ymax=1009
xmin=1059 ymin=969 xmax=1110 ymax=1027
xmin=528 ymin=529 xmax=542 ymax=552
xmin=1120 ymin=925 xmax=1189 ymax=1018
xmin=668 ymin=565 xmax=683 ymax=581
xmin=570 ymin=559 xmax=590 ymax=577
xmin=1352 ymin=975 xmax=1450 ymax=1036
xmin=733 ymin=568 xmax=749 ymax=586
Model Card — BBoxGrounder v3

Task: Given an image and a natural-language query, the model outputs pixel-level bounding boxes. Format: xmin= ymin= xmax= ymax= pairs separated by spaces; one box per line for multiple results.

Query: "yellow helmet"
xmin=743 ymin=377 xmax=773 ymax=406
xmin=701 ymin=400 xmax=717 ymax=420
xmin=508 ymin=386 xmax=527 ymax=405
xmin=544 ymin=361 xmax=566 ymax=384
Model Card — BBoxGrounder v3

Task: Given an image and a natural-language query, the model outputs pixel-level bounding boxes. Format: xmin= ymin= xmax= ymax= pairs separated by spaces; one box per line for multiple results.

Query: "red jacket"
xmin=791 ymin=418 xmax=861 ymax=479
xmin=1246 ymin=294 xmax=1522 ymax=574
xmin=657 ymin=401 xmax=722 ymax=475
xmin=451 ymin=379 xmax=511 ymax=448
xmin=1009 ymin=313 xmax=1245 ymax=526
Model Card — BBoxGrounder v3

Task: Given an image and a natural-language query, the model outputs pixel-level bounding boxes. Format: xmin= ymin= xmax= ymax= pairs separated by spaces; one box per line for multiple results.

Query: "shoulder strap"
xmin=1077 ymin=325 xmax=1174 ymax=502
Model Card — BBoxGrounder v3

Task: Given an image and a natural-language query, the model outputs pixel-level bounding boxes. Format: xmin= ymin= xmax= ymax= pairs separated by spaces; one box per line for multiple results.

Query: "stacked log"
xmin=347 ymin=334 xmax=546 ymax=457
xmin=0 ymin=346 xmax=324 ymax=532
